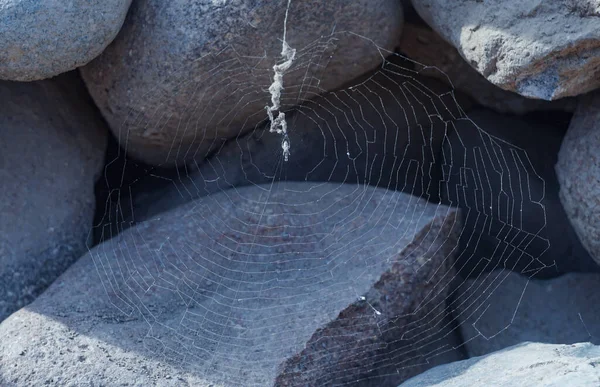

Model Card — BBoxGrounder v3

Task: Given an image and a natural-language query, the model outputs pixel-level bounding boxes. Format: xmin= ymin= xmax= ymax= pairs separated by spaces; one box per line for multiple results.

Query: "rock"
xmin=0 ymin=72 xmax=107 ymax=321
xmin=398 ymin=23 xmax=576 ymax=115
xmin=441 ymin=108 xmax=598 ymax=279
xmin=412 ymin=0 xmax=600 ymax=100
xmin=400 ymin=342 xmax=600 ymax=387
xmin=454 ymin=269 xmax=600 ymax=357
xmin=556 ymin=91 xmax=600 ymax=266
xmin=0 ymin=182 xmax=463 ymax=386
xmin=97 ymin=60 xmax=473 ymax=236
xmin=80 ymin=0 xmax=404 ymax=166
xmin=0 ymin=0 xmax=132 ymax=81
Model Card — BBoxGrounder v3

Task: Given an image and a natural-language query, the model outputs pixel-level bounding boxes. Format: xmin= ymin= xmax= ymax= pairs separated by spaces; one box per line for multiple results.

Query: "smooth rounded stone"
xmin=0 ymin=72 xmax=107 ymax=322
xmin=398 ymin=23 xmax=576 ymax=115
xmin=0 ymin=0 xmax=132 ymax=81
xmin=556 ymin=91 xmax=600 ymax=266
xmin=80 ymin=0 xmax=404 ymax=166
xmin=412 ymin=0 xmax=600 ymax=100
xmin=400 ymin=342 xmax=600 ymax=387
xmin=96 ymin=60 xmax=474 ymax=237
xmin=0 ymin=182 xmax=463 ymax=386
xmin=454 ymin=269 xmax=600 ymax=357
xmin=441 ymin=108 xmax=598 ymax=279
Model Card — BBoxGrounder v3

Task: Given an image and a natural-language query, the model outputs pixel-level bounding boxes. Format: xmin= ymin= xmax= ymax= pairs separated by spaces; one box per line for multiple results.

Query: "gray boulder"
xmin=0 ymin=182 xmax=463 ymax=386
xmin=0 ymin=0 xmax=132 ymax=81
xmin=398 ymin=23 xmax=576 ymax=114
xmin=80 ymin=0 xmax=404 ymax=166
xmin=0 ymin=73 xmax=107 ymax=321
xmin=412 ymin=0 xmax=600 ymax=100
xmin=455 ymin=269 xmax=600 ymax=357
xmin=556 ymin=91 xmax=600 ymax=266
xmin=400 ymin=342 xmax=600 ymax=387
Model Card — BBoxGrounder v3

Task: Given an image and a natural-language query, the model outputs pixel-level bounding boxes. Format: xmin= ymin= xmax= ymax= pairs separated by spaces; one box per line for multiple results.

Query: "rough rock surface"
xmin=556 ymin=91 xmax=600 ymax=266
xmin=441 ymin=108 xmax=598 ymax=279
xmin=0 ymin=183 xmax=463 ymax=386
xmin=80 ymin=0 xmax=404 ymax=166
xmin=398 ymin=23 xmax=576 ymax=114
xmin=0 ymin=73 xmax=107 ymax=321
xmin=97 ymin=63 xmax=473 ymax=237
xmin=0 ymin=0 xmax=132 ymax=81
xmin=412 ymin=0 xmax=600 ymax=100
xmin=455 ymin=269 xmax=600 ymax=357
xmin=400 ymin=342 xmax=600 ymax=387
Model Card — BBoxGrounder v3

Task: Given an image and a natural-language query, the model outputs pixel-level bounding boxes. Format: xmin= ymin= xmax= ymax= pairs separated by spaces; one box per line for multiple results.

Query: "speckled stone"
xmin=0 ymin=183 xmax=463 ymax=386
xmin=0 ymin=0 xmax=132 ymax=81
xmin=80 ymin=0 xmax=404 ymax=166
xmin=556 ymin=91 xmax=600 ymax=266
xmin=0 ymin=72 xmax=107 ymax=322
xmin=412 ymin=0 xmax=600 ymax=100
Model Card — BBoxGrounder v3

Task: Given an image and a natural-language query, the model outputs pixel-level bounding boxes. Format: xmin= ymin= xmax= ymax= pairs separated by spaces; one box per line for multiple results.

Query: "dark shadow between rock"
xmin=440 ymin=109 xmax=598 ymax=280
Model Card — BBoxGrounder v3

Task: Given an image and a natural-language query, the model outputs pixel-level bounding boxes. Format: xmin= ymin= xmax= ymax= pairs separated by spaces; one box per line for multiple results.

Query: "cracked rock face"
xmin=412 ymin=0 xmax=600 ymax=100
xmin=556 ymin=91 xmax=600 ymax=266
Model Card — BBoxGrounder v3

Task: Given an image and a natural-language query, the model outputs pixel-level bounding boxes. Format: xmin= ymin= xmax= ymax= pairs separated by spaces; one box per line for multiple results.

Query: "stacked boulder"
xmin=0 ymin=73 xmax=107 ymax=321
xmin=79 ymin=0 xmax=404 ymax=165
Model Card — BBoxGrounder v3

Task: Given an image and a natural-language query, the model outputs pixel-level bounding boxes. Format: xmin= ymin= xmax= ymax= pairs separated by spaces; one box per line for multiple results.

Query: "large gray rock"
xmin=0 ymin=0 xmax=132 ymax=81
xmin=398 ymin=23 xmax=576 ymax=114
xmin=0 ymin=183 xmax=463 ymax=386
xmin=412 ymin=0 xmax=600 ymax=100
xmin=400 ymin=342 xmax=600 ymax=387
xmin=0 ymin=73 xmax=107 ymax=321
xmin=80 ymin=0 xmax=404 ymax=166
xmin=556 ymin=91 xmax=600 ymax=266
xmin=455 ymin=269 xmax=600 ymax=357
xmin=441 ymin=108 xmax=598 ymax=279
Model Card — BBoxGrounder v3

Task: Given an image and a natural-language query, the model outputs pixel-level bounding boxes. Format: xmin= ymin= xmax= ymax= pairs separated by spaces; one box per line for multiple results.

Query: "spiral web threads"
xmin=90 ymin=8 xmax=549 ymax=386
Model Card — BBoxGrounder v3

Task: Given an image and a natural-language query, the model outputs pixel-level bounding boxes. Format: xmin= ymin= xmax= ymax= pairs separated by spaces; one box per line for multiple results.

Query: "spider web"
xmin=89 ymin=6 xmax=550 ymax=386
